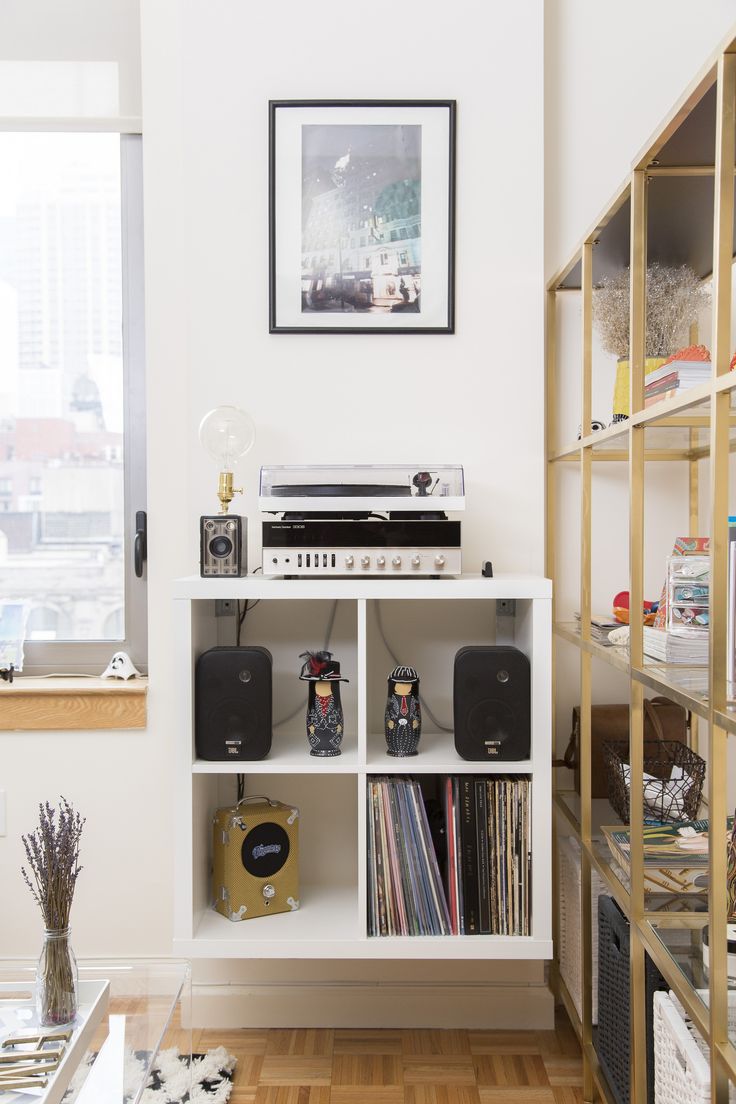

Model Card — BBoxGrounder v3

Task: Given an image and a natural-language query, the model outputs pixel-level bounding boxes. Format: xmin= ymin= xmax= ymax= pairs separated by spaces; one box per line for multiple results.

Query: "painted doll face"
xmin=394 ymin=682 xmax=412 ymax=695
xmin=315 ymin=681 xmax=333 ymax=697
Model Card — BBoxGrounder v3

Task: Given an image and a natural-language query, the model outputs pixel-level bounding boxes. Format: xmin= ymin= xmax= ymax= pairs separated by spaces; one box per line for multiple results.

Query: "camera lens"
xmin=209 ymin=535 xmax=233 ymax=559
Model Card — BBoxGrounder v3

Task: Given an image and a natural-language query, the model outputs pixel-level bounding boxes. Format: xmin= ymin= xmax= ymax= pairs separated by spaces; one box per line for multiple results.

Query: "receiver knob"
xmin=361 ymin=555 xmax=370 ymax=568
xmin=435 ymin=554 xmax=446 ymax=568
xmin=411 ymin=555 xmax=421 ymax=569
xmin=392 ymin=555 xmax=402 ymax=568
xmin=345 ymin=555 xmax=354 ymax=568
xmin=376 ymin=555 xmax=386 ymax=568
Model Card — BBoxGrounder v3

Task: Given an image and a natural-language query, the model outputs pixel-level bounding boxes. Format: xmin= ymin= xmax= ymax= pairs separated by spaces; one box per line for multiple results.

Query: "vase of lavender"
xmin=21 ymin=798 xmax=85 ymax=1026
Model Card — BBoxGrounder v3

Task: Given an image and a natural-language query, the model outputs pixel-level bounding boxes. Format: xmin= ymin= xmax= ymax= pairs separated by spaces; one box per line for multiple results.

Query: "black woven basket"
xmin=596 ymin=895 xmax=668 ymax=1104
xmin=603 ymin=739 xmax=705 ymax=823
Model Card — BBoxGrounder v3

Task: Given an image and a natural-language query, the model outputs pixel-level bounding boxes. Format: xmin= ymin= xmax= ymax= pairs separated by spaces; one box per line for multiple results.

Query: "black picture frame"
xmin=269 ymin=99 xmax=456 ymax=335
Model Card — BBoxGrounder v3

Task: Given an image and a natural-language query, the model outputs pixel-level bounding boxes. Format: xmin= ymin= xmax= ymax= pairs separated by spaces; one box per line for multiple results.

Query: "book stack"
xmin=643 ymin=625 xmax=708 ymax=665
xmin=644 ymin=347 xmax=712 ymax=407
xmin=574 ymin=612 xmax=621 ymax=645
xmin=444 ymin=776 xmax=532 ymax=936
xmin=367 ymin=777 xmax=451 ymax=937
xmin=602 ymin=818 xmax=733 ymax=896
xmin=366 ymin=775 xmax=532 ymax=937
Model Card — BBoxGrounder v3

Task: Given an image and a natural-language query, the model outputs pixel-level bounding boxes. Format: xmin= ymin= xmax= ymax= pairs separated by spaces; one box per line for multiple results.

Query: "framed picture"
xmin=269 ymin=100 xmax=455 ymax=334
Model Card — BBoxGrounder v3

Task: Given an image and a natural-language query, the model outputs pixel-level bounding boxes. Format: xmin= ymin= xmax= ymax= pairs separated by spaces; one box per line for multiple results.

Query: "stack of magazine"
xmin=643 ymin=625 xmax=709 ymax=664
xmin=366 ymin=775 xmax=532 ymax=937
xmin=601 ymin=818 xmax=733 ymax=895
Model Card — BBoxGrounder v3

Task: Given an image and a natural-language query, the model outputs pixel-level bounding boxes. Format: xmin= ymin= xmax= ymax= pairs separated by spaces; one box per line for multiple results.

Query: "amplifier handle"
xmin=237 ymin=796 xmax=278 ymax=808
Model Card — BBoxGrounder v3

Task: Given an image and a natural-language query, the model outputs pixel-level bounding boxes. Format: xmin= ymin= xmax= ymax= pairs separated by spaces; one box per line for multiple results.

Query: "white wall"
xmin=545 ymin=0 xmax=736 ymax=282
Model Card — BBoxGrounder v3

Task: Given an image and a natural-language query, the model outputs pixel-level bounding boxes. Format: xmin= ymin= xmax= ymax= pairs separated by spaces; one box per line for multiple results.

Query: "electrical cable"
xmin=374 ymin=600 xmax=453 ymax=732
xmin=272 ymin=598 xmax=339 ymax=728
xmin=236 ymin=566 xmax=262 ymax=646
xmin=236 ymin=773 xmax=245 ymax=802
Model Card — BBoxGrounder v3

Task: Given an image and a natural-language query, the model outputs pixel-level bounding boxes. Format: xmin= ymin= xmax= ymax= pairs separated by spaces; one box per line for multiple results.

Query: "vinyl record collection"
xmin=367 ymin=775 xmax=532 ymax=937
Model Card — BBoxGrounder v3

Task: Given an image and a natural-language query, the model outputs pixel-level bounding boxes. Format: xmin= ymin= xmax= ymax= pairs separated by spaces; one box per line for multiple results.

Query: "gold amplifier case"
xmin=212 ymin=796 xmax=299 ymax=922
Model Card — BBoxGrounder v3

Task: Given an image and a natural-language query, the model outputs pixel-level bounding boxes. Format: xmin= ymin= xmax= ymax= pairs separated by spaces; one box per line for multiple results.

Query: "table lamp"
xmin=198 ymin=406 xmax=256 ymax=577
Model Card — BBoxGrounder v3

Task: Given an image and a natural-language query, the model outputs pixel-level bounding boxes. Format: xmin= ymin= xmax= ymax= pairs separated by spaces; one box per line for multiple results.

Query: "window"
xmin=0 ymin=132 xmax=147 ymax=673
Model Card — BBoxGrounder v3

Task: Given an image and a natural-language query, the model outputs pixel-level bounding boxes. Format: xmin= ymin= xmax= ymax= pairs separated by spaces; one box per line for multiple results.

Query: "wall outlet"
xmin=215 ymin=599 xmax=237 ymax=617
xmin=0 ymin=791 xmax=6 ymax=836
xmin=497 ymin=599 xmax=516 ymax=616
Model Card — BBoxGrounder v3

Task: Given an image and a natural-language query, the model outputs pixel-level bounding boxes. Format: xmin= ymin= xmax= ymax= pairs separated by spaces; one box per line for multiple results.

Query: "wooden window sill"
xmin=0 ymin=677 xmax=148 ymax=730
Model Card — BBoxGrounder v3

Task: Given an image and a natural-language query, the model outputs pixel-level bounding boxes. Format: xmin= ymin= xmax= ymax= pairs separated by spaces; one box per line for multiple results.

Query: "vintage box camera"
xmin=200 ymin=515 xmax=247 ymax=577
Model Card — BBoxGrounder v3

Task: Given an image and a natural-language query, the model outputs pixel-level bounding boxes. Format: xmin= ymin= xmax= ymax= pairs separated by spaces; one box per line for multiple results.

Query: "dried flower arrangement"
xmin=21 ymin=797 xmax=85 ymax=1025
xmin=593 ymin=263 xmax=709 ymax=358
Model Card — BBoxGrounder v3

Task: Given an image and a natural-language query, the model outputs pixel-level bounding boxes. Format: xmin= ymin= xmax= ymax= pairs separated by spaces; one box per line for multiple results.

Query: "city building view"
xmin=301 ymin=124 xmax=422 ymax=314
xmin=0 ymin=133 xmax=125 ymax=646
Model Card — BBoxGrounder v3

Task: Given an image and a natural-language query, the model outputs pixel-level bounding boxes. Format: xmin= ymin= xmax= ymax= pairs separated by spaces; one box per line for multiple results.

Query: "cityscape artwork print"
xmin=270 ymin=101 xmax=455 ymax=333
xmin=301 ymin=124 xmax=422 ymax=317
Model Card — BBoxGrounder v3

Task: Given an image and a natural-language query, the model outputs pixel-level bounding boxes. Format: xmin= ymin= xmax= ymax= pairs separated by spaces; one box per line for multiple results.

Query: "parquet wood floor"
xmin=186 ymin=1012 xmax=583 ymax=1104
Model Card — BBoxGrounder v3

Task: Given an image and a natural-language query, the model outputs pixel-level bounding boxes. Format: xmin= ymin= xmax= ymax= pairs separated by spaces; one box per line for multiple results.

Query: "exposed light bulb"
xmin=199 ymin=406 xmax=256 ymax=471
xmin=198 ymin=406 xmax=256 ymax=513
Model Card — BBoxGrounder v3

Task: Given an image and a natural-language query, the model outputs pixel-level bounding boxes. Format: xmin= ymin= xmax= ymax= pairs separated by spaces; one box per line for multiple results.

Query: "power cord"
xmin=374 ymin=601 xmax=453 ymax=732
xmin=236 ymin=567 xmax=262 ymax=646
xmin=272 ymin=599 xmax=339 ymax=728
xmin=236 ymin=590 xmax=340 ymax=729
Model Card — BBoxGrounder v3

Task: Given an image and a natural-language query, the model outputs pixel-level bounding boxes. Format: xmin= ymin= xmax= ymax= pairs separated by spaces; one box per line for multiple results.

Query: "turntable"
xmin=260 ymin=464 xmax=464 ymax=577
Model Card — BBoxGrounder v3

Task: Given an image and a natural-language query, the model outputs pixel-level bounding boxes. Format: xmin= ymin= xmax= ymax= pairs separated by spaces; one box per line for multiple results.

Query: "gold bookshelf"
xmin=546 ymin=26 xmax=736 ymax=1104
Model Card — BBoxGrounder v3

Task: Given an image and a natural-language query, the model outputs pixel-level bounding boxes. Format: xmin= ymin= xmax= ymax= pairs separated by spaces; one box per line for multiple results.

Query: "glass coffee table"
xmin=0 ymin=960 xmax=191 ymax=1103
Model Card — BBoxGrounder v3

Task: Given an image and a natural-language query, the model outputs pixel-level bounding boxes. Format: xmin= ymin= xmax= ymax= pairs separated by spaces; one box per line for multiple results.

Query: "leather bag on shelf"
xmin=559 ymin=696 xmax=689 ymax=798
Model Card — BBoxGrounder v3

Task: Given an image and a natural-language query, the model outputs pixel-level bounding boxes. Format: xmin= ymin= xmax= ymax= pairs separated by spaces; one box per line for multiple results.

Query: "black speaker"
xmin=453 ymin=646 xmax=531 ymax=761
xmin=195 ymin=646 xmax=272 ymax=761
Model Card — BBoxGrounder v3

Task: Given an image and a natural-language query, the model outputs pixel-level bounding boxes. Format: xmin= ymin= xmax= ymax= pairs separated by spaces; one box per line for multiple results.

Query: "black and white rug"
xmin=139 ymin=1047 xmax=236 ymax=1103
xmin=64 ymin=1047 xmax=236 ymax=1104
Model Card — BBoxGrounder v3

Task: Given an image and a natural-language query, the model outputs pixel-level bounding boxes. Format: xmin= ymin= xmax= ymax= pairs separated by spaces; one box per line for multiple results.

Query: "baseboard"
xmin=188 ymin=981 xmax=555 ymax=1029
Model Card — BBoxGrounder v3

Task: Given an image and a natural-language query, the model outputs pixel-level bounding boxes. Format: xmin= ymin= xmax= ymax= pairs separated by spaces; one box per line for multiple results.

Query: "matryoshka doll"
xmin=384 ymin=665 xmax=421 ymax=756
xmin=299 ymin=650 xmax=349 ymax=757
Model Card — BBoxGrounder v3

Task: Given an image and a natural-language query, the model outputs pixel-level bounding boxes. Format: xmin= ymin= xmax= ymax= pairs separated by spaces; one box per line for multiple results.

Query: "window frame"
xmin=7 ymin=132 xmax=147 ymax=676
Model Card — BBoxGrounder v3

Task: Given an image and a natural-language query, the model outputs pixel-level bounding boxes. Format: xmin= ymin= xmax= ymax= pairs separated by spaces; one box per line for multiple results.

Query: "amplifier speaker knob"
xmin=435 ymin=554 xmax=446 ymax=568
xmin=361 ymin=555 xmax=370 ymax=568
xmin=345 ymin=555 xmax=354 ymax=568
xmin=411 ymin=555 xmax=421 ymax=568
xmin=376 ymin=556 xmax=386 ymax=568
xmin=392 ymin=556 xmax=402 ymax=568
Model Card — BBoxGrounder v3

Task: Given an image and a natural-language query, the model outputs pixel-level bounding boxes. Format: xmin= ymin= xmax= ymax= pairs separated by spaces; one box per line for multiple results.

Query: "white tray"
xmin=0 ymin=978 xmax=110 ymax=1104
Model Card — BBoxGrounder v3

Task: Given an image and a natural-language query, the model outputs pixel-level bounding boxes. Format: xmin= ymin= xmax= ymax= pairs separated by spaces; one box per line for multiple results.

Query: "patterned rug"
xmin=141 ymin=1047 xmax=236 ymax=1103
xmin=64 ymin=1047 xmax=236 ymax=1103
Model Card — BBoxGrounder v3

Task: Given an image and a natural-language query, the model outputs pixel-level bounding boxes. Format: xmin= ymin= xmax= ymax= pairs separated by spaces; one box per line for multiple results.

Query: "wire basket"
xmin=603 ymin=740 xmax=705 ymax=823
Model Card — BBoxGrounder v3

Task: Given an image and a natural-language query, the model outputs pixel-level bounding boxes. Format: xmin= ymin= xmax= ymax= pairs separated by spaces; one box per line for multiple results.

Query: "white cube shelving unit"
xmin=173 ymin=574 xmax=552 ymax=961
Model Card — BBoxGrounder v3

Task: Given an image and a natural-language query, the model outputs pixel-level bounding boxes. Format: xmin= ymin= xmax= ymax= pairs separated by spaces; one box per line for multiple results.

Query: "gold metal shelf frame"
xmin=547 ymin=25 xmax=736 ymax=1104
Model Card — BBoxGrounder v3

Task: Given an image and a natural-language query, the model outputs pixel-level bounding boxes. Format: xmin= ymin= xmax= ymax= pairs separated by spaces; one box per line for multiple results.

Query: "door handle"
xmin=134 ymin=510 xmax=147 ymax=578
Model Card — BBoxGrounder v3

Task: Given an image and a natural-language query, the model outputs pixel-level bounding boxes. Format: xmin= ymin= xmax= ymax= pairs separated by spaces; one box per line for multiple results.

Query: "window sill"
xmin=0 ymin=677 xmax=148 ymax=731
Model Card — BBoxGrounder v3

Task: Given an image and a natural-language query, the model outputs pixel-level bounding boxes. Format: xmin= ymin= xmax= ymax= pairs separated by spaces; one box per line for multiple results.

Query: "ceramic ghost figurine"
xmin=101 ymin=651 xmax=141 ymax=680
xmin=299 ymin=650 xmax=349 ymax=757
xmin=384 ymin=665 xmax=421 ymax=756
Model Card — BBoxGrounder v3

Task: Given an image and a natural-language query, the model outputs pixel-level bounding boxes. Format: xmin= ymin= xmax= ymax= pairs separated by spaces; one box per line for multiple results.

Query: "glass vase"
xmin=36 ymin=927 xmax=78 ymax=1026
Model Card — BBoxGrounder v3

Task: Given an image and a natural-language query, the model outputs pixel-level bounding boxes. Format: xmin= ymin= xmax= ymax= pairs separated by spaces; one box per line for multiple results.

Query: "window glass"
xmin=0 ymin=133 xmax=125 ymax=642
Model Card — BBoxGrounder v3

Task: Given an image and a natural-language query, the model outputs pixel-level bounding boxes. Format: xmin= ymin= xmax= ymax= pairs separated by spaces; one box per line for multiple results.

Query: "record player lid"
xmin=259 ymin=464 xmax=465 ymax=513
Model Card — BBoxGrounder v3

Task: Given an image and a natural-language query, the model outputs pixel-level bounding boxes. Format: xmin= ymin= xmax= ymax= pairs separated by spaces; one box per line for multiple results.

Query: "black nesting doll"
xmin=299 ymin=650 xmax=349 ymax=757
xmin=384 ymin=665 xmax=421 ymax=756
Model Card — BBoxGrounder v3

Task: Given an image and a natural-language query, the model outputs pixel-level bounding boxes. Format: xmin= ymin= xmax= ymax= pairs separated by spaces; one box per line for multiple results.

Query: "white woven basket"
xmin=654 ymin=989 xmax=736 ymax=1104
xmin=558 ymin=833 xmax=605 ymax=1024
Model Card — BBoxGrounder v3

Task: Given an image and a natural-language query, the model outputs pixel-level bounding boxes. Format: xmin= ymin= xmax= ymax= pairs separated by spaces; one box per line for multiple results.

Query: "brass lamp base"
xmin=217 ymin=471 xmax=243 ymax=514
